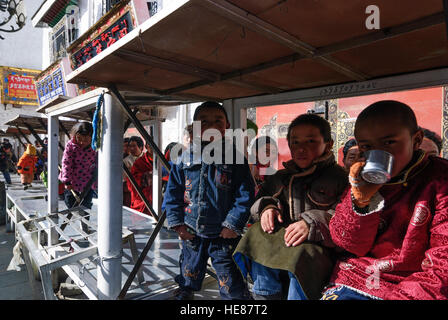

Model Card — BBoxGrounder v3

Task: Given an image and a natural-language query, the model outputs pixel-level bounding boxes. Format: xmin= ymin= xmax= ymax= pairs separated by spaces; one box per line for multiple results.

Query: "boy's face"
xmin=288 ymin=124 xmax=332 ymax=169
xmin=355 ymin=118 xmax=423 ymax=178
xmin=195 ymin=108 xmax=230 ymax=140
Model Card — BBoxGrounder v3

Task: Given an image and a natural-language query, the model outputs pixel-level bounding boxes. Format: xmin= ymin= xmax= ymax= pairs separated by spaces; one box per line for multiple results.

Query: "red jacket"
xmin=330 ymin=152 xmax=448 ymax=300
xmin=127 ymin=152 xmax=153 ymax=214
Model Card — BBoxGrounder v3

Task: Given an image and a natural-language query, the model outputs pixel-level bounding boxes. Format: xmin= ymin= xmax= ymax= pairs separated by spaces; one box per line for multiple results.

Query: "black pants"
xmin=64 ymin=189 xmax=95 ymax=233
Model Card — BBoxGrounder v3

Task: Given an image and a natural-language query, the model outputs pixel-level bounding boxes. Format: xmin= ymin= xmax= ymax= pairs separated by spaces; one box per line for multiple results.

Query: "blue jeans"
xmin=176 ymin=236 xmax=249 ymax=300
xmin=250 ymin=261 xmax=307 ymax=300
xmin=321 ymin=285 xmax=373 ymax=300
xmin=1 ymin=170 xmax=11 ymax=184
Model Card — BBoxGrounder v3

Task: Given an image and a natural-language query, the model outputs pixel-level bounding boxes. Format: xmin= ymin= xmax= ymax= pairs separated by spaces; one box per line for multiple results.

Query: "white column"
xmin=97 ymin=92 xmax=124 ymax=300
xmin=48 ymin=115 xmax=59 ymax=245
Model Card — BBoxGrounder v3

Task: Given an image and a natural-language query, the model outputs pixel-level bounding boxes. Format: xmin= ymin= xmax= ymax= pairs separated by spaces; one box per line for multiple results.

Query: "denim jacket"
xmin=163 ymin=139 xmax=255 ymax=238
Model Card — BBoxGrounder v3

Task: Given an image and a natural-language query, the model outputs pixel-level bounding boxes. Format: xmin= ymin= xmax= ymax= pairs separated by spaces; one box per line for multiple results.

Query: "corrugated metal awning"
xmin=64 ymin=0 xmax=448 ymax=104
xmin=31 ymin=0 xmax=78 ymax=28
xmin=3 ymin=114 xmax=78 ymax=134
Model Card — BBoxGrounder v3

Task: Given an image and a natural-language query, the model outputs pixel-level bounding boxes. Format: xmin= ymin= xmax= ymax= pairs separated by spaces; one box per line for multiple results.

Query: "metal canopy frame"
xmin=34 ymin=0 xmax=448 ymax=301
xmin=2 ymin=106 xmax=155 ymax=222
xmin=42 ymin=87 xmax=169 ymax=299
xmin=3 ymin=114 xmax=78 ymax=152
xmin=228 ymin=67 xmax=448 ymax=129
xmin=36 ymin=88 xmax=164 ymax=221
xmin=3 ymin=114 xmax=80 ymax=176
xmin=16 ymin=207 xmax=143 ymax=300
xmin=63 ymin=0 xmax=448 ymax=107
xmin=4 ymin=114 xmax=76 ymax=134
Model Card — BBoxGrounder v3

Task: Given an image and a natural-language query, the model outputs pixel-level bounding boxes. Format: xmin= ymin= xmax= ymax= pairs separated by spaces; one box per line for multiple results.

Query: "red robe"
xmin=127 ymin=152 xmax=153 ymax=215
xmin=330 ymin=152 xmax=448 ymax=300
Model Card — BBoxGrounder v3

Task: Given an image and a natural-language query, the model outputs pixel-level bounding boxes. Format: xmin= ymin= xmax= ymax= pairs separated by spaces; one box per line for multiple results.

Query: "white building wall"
xmin=0 ymin=0 xmax=43 ymax=70
xmin=159 ymin=105 xmax=180 ymax=151
xmin=0 ymin=0 xmax=46 ymax=155
xmin=159 ymin=103 xmax=199 ymax=152
xmin=36 ymin=1 xmax=202 ymax=156
xmin=41 ymin=27 xmax=51 ymax=70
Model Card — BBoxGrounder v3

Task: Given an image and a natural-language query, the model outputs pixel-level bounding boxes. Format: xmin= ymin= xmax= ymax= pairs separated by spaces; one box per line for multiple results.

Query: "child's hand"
xmin=260 ymin=208 xmax=283 ymax=233
xmin=349 ymin=161 xmax=383 ymax=207
xmin=220 ymin=227 xmax=238 ymax=239
xmin=284 ymin=220 xmax=309 ymax=247
xmin=173 ymin=225 xmax=195 ymax=240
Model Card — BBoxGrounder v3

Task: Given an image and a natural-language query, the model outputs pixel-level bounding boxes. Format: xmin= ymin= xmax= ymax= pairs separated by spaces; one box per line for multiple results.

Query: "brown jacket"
xmin=233 ymin=152 xmax=348 ymax=299
xmin=250 ymin=152 xmax=348 ymax=247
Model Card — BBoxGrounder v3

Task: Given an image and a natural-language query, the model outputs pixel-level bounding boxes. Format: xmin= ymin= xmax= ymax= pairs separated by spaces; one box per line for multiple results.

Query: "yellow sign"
xmin=0 ymin=66 xmax=41 ymax=106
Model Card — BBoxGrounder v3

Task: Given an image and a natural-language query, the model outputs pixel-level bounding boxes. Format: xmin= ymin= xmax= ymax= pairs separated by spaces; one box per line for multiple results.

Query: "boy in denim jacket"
xmin=163 ymin=101 xmax=255 ymax=300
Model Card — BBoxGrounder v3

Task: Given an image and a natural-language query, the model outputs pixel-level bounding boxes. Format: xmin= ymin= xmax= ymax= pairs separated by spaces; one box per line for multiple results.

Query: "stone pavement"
xmin=0 ymin=225 xmax=34 ymax=300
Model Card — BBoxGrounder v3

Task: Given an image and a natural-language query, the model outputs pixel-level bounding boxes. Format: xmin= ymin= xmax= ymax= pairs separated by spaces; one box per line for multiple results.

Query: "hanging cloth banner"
xmin=91 ymin=93 xmax=104 ymax=151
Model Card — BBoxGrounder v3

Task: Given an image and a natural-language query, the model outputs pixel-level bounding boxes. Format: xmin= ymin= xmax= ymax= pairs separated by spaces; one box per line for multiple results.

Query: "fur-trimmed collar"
xmin=282 ymin=151 xmax=335 ymax=174
xmin=385 ymin=150 xmax=428 ymax=185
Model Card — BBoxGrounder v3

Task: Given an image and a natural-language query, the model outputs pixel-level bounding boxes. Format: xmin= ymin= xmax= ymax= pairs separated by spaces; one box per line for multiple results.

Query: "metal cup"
xmin=361 ymin=150 xmax=394 ymax=184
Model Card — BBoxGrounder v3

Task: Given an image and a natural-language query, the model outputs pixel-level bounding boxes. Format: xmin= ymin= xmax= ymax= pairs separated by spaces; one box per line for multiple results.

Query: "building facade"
xmin=255 ymin=86 xmax=446 ymax=167
xmin=32 ymin=0 xmax=193 ymax=151
xmin=0 ymin=0 xmax=45 ymax=155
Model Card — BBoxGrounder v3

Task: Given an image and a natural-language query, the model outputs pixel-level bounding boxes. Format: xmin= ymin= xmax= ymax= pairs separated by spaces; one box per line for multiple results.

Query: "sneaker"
xmin=172 ymin=288 xmax=194 ymax=300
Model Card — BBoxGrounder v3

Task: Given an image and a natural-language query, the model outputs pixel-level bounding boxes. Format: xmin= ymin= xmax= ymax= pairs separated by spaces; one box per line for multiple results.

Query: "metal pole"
xmin=13 ymin=134 xmax=26 ymax=148
xmin=118 ymin=210 xmax=166 ymax=299
xmin=109 ymin=85 xmax=170 ymax=171
xmin=58 ymin=120 xmax=71 ymax=140
xmin=23 ymin=122 xmax=45 ymax=149
xmin=35 ymin=118 xmax=65 ymax=152
xmin=97 ymin=92 xmax=124 ymax=300
xmin=151 ymin=120 xmax=163 ymax=219
xmin=15 ymin=126 xmax=32 ymax=145
xmin=13 ymin=134 xmax=25 ymax=161
xmin=47 ymin=116 xmax=59 ymax=246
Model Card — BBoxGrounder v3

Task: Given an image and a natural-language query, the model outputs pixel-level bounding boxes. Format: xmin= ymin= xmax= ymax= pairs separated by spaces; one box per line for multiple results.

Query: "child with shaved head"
xmin=322 ymin=100 xmax=448 ymax=300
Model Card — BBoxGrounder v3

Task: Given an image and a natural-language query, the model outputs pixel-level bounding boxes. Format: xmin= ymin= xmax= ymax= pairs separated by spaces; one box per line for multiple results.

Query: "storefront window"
xmin=147 ymin=0 xmax=163 ymax=16
xmin=49 ymin=17 xmax=67 ymax=63
xmin=251 ymin=86 xmax=445 ymax=168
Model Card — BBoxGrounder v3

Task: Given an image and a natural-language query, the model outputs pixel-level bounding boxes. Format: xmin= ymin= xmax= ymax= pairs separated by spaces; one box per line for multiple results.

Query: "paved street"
xmin=0 ymin=225 xmax=34 ymax=300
